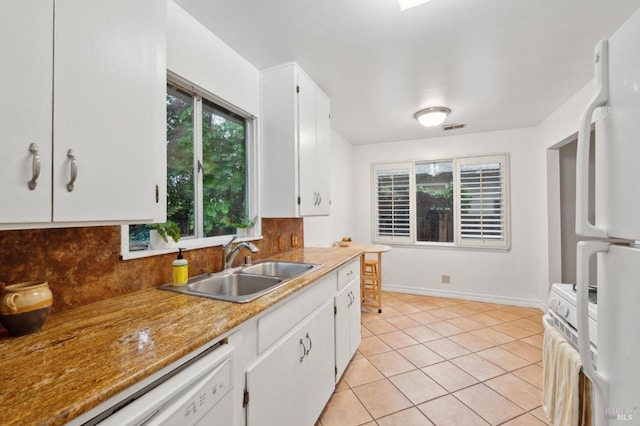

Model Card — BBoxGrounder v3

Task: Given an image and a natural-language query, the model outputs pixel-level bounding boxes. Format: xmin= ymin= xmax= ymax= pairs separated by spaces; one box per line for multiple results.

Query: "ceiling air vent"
xmin=442 ymin=123 xmax=466 ymax=131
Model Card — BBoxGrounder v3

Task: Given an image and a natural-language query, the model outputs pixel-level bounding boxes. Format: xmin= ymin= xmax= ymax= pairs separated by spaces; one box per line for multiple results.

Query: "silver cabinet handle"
xmin=66 ymin=149 xmax=77 ymax=192
xmin=28 ymin=143 xmax=41 ymax=190
xmin=305 ymin=332 xmax=312 ymax=355
xmin=299 ymin=338 xmax=306 ymax=363
xmin=318 ymin=193 xmax=322 ymax=206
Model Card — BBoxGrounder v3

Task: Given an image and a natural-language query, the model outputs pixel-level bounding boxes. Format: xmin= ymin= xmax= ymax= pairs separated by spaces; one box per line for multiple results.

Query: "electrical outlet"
xmin=291 ymin=233 xmax=298 ymax=248
xmin=278 ymin=235 xmax=285 ymax=251
xmin=441 ymin=274 xmax=451 ymax=284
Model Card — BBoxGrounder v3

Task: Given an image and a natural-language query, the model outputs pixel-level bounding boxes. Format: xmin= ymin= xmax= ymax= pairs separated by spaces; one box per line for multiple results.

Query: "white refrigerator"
xmin=575 ymin=6 xmax=640 ymax=425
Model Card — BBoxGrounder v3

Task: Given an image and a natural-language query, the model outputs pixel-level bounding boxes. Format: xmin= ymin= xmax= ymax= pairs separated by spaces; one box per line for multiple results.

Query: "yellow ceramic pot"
xmin=0 ymin=281 xmax=53 ymax=336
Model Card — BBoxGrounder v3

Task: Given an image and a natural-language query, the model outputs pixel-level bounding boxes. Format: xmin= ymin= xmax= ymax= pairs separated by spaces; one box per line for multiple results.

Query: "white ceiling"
xmin=175 ymin=0 xmax=640 ymax=144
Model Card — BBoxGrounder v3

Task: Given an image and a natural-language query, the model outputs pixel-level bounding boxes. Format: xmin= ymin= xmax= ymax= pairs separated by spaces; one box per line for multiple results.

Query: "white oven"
xmin=546 ymin=283 xmax=598 ymax=366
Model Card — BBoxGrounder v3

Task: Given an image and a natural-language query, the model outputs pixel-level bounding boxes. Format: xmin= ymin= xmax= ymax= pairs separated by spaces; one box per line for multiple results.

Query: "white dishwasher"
xmin=96 ymin=342 xmax=234 ymax=426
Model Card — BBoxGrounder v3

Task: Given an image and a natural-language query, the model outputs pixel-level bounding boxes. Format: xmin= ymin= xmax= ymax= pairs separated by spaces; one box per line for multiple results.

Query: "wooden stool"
xmin=361 ymin=258 xmax=382 ymax=313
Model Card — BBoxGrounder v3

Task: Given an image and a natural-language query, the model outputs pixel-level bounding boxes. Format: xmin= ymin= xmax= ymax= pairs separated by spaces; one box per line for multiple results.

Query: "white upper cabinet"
xmin=261 ymin=63 xmax=331 ymax=217
xmin=0 ymin=0 xmax=166 ymax=228
xmin=0 ymin=1 xmax=53 ymax=223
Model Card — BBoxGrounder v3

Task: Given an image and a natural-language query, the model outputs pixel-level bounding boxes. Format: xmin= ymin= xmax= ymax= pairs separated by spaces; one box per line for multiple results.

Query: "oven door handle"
xmin=577 ymin=241 xmax=609 ymax=421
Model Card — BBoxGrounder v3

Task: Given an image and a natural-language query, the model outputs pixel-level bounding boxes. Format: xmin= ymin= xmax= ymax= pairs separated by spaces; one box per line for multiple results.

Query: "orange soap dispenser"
xmin=172 ymin=248 xmax=188 ymax=286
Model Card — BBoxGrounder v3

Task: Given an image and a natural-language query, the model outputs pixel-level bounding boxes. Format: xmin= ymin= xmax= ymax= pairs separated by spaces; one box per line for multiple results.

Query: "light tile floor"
xmin=318 ymin=291 xmax=551 ymax=426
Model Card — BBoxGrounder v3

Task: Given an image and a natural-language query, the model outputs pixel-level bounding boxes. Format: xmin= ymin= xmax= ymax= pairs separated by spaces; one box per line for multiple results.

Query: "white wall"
xmin=167 ymin=1 xmax=260 ymax=115
xmin=304 ymin=130 xmax=355 ymax=247
xmin=534 ymin=82 xmax=592 ymax=303
xmin=349 ymin=128 xmax=544 ymax=307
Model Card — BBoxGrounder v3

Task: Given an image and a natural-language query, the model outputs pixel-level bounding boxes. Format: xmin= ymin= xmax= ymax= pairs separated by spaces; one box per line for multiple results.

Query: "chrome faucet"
xmin=223 ymin=235 xmax=259 ymax=270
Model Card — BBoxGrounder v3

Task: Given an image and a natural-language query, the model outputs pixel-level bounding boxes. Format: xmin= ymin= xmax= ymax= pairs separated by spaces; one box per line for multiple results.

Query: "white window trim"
xmin=372 ymin=153 xmax=510 ymax=250
xmin=120 ymin=73 xmax=260 ymax=260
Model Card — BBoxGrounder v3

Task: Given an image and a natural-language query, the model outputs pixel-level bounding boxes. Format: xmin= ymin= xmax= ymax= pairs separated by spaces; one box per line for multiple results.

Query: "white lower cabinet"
xmin=245 ymin=299 xmax=335 ymax=426
xmin=242 ymin=259 xmax=361 ymax=426
xmin=335 ymin=278 xmax=362 ymax=381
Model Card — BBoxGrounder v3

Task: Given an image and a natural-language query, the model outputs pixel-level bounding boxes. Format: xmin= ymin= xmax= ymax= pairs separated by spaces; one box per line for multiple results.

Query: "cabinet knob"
xmin=27 ymin=143 xmax=41 ymax=190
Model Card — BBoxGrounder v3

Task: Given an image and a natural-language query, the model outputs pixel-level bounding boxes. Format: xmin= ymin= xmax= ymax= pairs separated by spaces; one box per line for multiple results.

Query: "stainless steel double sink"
xmin=158 ymin=261 xmax=323 ymax=303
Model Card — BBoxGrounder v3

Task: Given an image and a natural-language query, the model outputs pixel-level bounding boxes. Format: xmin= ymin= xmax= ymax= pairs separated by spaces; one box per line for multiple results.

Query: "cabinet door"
xmin=0 ymin=1 xmax=53 ymax=223
xmin=299 ymin=300 xmax=336 ymax=422
xmin=53 ymin=0 xmax=166 ymax=223
xmin=246 ymin=320 xmax=304 ymax=426
xmin=349 ymin=280 xmax=362 ymax=356
xmin=246 ymin=300 xmax=334 ymax=426
xmin=335 ymin=283 xmax=352 ymax=380
xmin=315 ymin=90 xmax=331 ymax=215
xmin=297 ymin=69 xmax=318 ymax=217
xmin=335 ymin=279 xmax=362 ymax=380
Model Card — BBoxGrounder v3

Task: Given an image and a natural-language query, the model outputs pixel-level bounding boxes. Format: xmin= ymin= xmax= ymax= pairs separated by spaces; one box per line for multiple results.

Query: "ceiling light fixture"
xmin=398 ymin=0 xmax=432 ymax=11
xmin=414 ymin=107 xmax=450 ymax=127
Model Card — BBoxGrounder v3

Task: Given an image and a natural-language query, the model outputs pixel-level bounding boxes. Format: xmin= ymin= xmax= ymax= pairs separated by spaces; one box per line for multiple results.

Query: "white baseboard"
xmin=383 ymin=284 xmax=547 ymax=312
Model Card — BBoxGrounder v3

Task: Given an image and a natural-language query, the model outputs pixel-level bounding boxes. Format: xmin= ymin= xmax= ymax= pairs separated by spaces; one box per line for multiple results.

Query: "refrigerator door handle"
xmin=576 ymin=241 xmax=609 ymax=423
xmin=576 ymin=40 xmax=609 ymax=238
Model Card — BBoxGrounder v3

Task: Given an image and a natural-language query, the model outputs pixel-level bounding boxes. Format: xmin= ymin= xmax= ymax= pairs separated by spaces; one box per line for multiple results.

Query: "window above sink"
xmin=121 ymin=74 xmax=260 ymax=260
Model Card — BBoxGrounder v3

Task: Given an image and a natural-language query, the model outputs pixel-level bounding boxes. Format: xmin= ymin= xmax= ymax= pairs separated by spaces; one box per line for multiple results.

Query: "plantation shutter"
xmin=455 ymin=155 xmax=509 ymax=248
xmin=373 ymin=163 xmax=413 ymax=243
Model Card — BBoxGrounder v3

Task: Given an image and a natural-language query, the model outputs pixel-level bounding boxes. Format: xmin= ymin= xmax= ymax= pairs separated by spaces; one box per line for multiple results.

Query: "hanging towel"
xmin=542 ymin=319 xmax=592 ymax=426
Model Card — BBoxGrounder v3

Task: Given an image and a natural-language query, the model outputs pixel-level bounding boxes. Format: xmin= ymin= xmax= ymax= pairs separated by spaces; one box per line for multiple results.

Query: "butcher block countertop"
xmin=0 ymin=247 xmax=363 ymax=426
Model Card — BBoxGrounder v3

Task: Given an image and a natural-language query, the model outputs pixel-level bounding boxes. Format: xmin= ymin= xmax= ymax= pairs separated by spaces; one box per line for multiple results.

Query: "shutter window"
xmin=456 ymin=155 xmax=509 ymax=248
xmin=373 ymin=163 xmax=412 ymax=243
xmin=371 ymin=154 xmax=509 ymax=250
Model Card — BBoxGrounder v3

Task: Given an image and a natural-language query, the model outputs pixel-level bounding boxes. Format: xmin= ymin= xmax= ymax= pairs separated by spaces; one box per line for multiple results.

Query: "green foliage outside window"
xmin=130 ymin=84 xmax=248 ymax=244
xmin=201 ymin=98 xmax=246 ymax=237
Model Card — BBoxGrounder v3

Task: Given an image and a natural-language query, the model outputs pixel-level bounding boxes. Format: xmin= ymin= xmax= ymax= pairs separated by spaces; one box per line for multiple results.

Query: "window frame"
xmin=372 ymin=153 xmax=510 ymax=250
xmin=121 ymin=73 xmax=260 ymax=260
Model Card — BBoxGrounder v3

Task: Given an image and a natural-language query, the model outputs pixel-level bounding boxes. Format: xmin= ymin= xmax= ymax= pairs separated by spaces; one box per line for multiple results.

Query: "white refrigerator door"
xmin=598 ymin=244 xmax=640 ymax=424
xmin=576 ymin=7 xmax=640 ymax=239
xmin=578 ymin=242 xmax=640 ymax=425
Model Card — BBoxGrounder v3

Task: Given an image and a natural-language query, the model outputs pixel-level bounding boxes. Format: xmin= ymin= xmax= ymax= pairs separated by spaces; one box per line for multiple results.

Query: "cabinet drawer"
xmin=257 ymin=274 xmax=336 ymax=353
xmin=337 ymin=260 xmax=359 ymax=290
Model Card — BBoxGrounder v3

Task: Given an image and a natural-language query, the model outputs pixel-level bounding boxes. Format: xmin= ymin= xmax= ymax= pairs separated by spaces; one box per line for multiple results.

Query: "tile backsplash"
xmin=0 ymin=218 xmax=303 ymax=313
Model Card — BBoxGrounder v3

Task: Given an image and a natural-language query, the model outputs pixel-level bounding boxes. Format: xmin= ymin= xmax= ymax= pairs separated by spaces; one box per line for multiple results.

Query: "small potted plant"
xmin=227 ymin=215 xmax=257 ymax=238
xmin=149 ymin=221 xmax=181 ymax=249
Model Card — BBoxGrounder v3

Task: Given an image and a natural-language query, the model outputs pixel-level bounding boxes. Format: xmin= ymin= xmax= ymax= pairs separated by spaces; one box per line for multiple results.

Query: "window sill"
xmin=373 ymin=240 xmax=510 ymax=252
xmin=121 ymin=232 xmax=263 ymax=260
